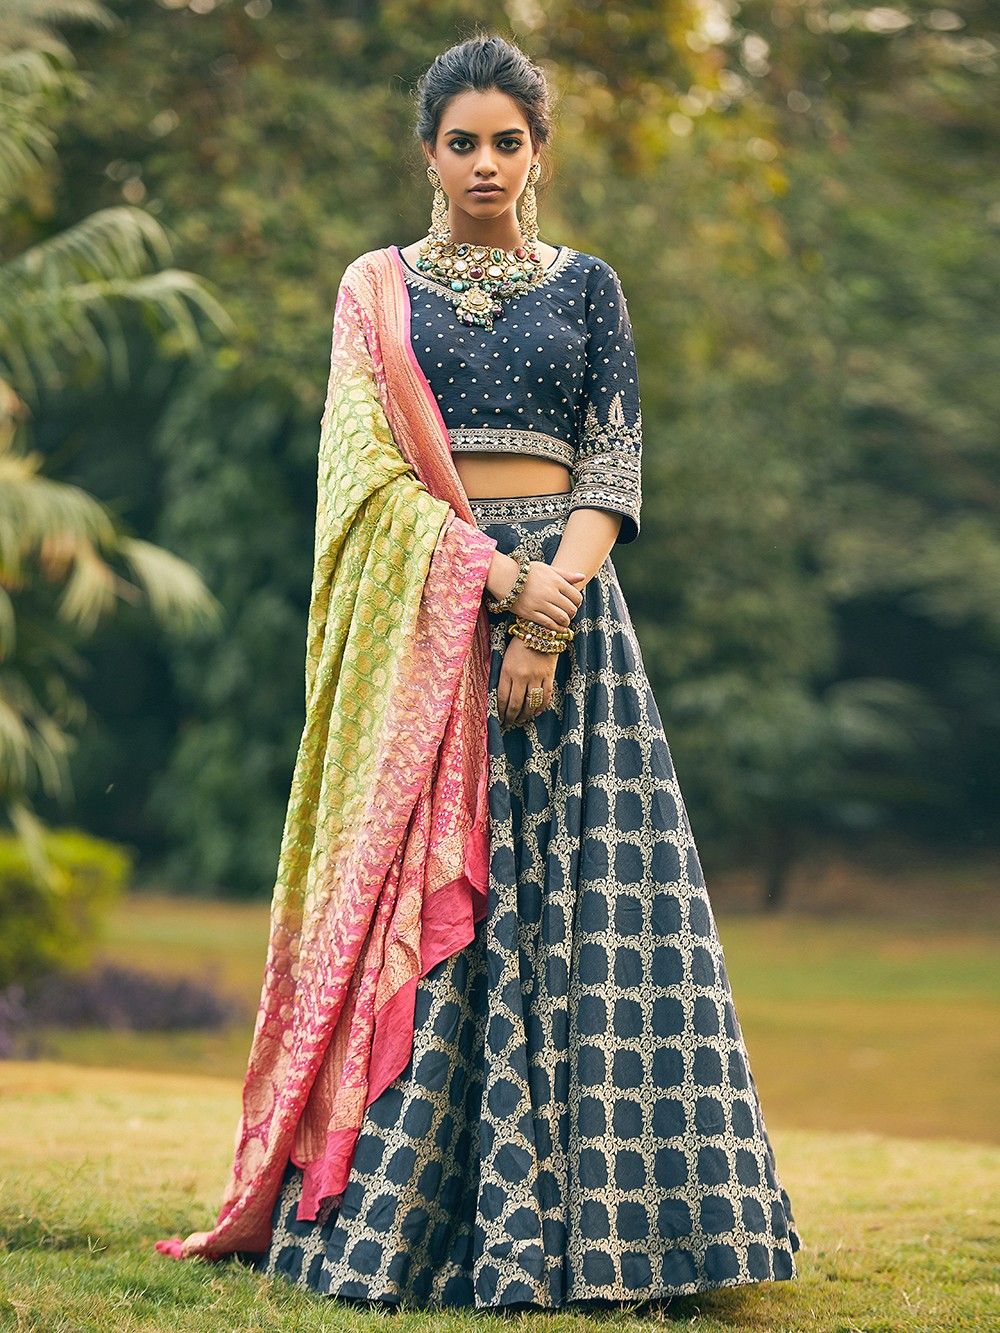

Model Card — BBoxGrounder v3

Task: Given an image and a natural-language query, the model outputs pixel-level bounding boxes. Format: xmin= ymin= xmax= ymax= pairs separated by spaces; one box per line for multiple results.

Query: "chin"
xmin=464 ymin=196 xmax=507 ymax=214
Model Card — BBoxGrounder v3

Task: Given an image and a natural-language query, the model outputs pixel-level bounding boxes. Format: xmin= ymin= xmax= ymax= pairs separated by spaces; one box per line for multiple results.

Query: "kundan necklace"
xmin=418 ymin=162 xmax=547 ymax=331
xmin=413 ymin=239 xmax=547 ymax=331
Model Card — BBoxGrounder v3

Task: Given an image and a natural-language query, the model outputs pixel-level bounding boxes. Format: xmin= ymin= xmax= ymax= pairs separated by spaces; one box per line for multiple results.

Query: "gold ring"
xmin=527 ymin=686 xmax=544 ymax=712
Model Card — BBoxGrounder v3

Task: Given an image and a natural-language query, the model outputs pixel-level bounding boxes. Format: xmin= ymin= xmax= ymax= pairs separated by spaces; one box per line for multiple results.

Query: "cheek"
xmin=439 ymin=159 xmax=469 ymax=190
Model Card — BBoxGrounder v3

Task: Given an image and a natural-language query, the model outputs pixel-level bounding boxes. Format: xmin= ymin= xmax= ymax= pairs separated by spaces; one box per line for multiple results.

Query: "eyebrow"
xmin=443 ymin=127 xmax=525 ymax=137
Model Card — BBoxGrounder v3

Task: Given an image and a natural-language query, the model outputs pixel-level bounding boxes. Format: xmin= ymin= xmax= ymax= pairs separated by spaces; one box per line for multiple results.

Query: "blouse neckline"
xmin=392 ymin=242 xmax=575 ymax=297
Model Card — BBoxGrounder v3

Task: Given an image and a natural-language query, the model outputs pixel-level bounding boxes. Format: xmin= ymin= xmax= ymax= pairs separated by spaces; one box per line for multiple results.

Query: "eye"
xmin=448 ymin=137 xmax=523 ymax=153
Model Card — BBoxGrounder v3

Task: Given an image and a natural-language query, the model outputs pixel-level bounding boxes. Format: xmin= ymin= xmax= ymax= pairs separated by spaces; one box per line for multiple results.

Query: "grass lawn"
xmin=1 ymin=1061 xmax=997 ymax=1332
xmin=4 ymin=892 xmax=998 ymax=1328
xmin=29 ymin=893 xmax=1000 ymax=1144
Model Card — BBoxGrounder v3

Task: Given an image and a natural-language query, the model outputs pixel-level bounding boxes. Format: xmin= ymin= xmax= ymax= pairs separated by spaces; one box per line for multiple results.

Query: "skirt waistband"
xmin=467 ymin=491 xmax=572 ymax=523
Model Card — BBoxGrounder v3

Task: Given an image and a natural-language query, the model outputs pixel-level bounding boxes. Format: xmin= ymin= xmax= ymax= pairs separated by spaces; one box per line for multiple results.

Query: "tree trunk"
xmin=761 ymin=827 xmax=795 ymax=912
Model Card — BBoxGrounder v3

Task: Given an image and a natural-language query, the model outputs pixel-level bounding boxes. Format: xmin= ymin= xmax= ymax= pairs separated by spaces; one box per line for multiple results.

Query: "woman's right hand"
xmin=512 ymin=560 xmax=585 ymax=630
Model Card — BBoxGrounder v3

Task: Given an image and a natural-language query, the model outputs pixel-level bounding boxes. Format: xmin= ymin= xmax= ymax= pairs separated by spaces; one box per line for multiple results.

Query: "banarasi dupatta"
xmin=155 ymin=246 xmax=498 ymax=1261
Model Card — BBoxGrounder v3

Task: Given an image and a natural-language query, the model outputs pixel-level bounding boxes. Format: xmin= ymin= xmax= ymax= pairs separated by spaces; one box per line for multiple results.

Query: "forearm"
xmin=551 ymin=507 xmax=622 ymax=588
xmin=484 ymin=506 xmax=621 ymax=604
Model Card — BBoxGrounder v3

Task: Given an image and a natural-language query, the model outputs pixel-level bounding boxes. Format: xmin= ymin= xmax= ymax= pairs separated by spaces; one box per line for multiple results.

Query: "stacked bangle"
xmin=486 ymin=553 xmax=530 ymax=613
xmin=508 ymin=617 xmax=575 ymax=654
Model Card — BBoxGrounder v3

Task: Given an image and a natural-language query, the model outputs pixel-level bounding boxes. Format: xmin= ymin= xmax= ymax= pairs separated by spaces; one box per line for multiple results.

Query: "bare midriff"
xmin=453 ymin=453 xmax=572 ymax=499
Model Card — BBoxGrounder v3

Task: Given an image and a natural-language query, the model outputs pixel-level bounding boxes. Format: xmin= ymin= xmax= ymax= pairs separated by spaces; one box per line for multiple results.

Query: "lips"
xmin=471 ymin=186 xmax=502 ymax=193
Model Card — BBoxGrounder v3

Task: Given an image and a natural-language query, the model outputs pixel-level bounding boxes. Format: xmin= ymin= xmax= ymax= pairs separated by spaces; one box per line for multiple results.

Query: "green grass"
xmin=4 ymin=892 xmax=998 ymax=1328
xmin=1 ymin=1061 xmax=997 ymax=1331
xmin=30 ymin=893 xmax=1000 ymax=1144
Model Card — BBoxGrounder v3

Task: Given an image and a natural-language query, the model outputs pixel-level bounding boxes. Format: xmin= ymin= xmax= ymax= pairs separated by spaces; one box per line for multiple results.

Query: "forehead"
xmin=438 ymin=87 xmax=530 ymax=133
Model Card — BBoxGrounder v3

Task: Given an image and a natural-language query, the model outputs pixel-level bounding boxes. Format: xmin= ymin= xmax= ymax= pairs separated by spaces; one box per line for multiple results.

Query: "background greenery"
xmin=7 ymin=0 xmax=993 ymax=902
xmin=2 ymin=5 xmax=998 ymax=1327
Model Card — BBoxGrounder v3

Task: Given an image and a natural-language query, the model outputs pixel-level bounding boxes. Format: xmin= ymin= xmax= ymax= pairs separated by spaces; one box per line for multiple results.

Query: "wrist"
xmin=485 ymin=551 xmax=521 ymax=601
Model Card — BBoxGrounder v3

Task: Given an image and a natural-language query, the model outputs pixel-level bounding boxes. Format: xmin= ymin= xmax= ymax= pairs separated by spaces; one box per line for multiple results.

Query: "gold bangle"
xmin=508 ymin=620 xmax=570 ymax=653
xmin=511 ymin=616 xmax=574 ymax=641
xmin=486 ymin=553 xmax=530 ymax=613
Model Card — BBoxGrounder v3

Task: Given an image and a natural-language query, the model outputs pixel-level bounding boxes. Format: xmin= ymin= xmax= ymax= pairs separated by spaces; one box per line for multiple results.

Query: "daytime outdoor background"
xmin=1 ymin=2 xmax=997 ymax=1330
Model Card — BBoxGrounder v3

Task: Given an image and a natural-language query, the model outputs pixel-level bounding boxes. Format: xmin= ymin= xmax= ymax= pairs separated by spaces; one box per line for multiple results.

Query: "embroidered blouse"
xmin=396 ymin=243 xmax=643 ymax=544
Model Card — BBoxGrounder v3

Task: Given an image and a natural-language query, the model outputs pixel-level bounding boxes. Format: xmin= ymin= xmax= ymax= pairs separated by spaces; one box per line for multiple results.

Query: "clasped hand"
xmin=498 ymin=559 xmax=585 ymax=728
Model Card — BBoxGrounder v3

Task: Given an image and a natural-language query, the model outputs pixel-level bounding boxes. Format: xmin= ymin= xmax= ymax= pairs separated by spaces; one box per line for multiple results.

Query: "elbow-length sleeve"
xmin=569 ymin=260 xmax=643 ymax=544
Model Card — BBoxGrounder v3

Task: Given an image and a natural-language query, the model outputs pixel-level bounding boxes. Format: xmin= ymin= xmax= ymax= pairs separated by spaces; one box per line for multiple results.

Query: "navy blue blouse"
xmin=397 ymin=243 xmax=643 ymax=544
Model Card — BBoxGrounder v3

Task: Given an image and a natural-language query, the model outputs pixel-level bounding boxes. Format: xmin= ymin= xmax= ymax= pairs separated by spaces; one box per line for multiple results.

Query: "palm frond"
xmin=0 ymin=44 xmax=68 ymax=92
xmin=117 ymin=536 xmax=224 ymax=633
xmin=7 ymin=205 xmax=175 ymax=283
xmin=0 ymin=241 xmax=236 ymax=398
xmin=0 ymin=683 xmax=31 ymax=789
xmin=5 ymin=798 xmax=52 ymax=887
xmin=0 ymin=405 xmax=222 ymax=638
xmin=0 ymin=44 xmax=70 ymax=202
xmin=0 ymin=1 xmax=117 ymax=224
xmin=0 ymin=669 xmax=73 ymax=800
xmin=0 ymin=585 xmax=16 ymax=658
xmin=0 ymin=1 xmax=116 ymax=57
xmin=0 ymin=0 xmax=227 ymax=831
xmin=56 ymin=538 xmax=134 ymax=635
xmin=0 ymin=93 xmax=59 ymax=202
xmin=0 ymin=434 xmax=119 ymax=583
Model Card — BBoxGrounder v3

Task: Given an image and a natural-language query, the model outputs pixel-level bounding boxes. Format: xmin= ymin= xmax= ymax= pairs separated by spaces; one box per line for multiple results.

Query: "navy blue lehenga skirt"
xmin=246 ymin=491 xmax=800 ymax=1309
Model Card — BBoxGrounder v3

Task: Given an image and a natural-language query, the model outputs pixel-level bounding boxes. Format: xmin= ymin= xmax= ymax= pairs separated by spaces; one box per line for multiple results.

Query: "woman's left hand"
xmin=498 ymin=636 xmax=559 ymax=728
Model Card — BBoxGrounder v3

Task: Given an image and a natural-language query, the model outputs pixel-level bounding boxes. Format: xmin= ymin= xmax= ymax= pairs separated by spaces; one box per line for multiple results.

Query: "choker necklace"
xmin=414 ymin=238 xmax=548 ymax=332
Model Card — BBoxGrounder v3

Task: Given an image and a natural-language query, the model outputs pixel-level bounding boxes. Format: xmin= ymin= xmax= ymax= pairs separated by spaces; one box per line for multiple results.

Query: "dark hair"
xmin=413 ymin=32 xmax=554 ymax=168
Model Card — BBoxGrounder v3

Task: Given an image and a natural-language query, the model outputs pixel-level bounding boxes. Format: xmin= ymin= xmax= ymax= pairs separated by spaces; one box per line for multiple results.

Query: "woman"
xmin=156 ymin=33 xmax=800 ymax=1310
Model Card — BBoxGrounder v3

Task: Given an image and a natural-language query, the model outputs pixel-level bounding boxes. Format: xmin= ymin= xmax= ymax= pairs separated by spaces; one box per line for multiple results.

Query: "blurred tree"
xmin=0 ymin=0 xmax=228 ymax=877
xmin=24 ymin=0 xmax=1000 ymax=903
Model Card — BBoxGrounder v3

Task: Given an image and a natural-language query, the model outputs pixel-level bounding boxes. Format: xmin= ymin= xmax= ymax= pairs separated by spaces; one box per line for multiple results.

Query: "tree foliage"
xmin=0 ymin=0 xmax=227 ymax=877
xmin=24 ymin=0 xmax=998 ymax=900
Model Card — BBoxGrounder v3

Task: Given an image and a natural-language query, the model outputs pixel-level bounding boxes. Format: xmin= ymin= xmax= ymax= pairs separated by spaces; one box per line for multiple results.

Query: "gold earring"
xmin=426 ymin=164 xmax=451 ymax=243
xmin=518 ymin=162 xmax=541 ymax=243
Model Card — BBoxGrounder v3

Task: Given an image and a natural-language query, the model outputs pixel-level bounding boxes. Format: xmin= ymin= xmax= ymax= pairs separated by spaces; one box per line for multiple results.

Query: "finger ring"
xmin=528 ymin=686 xmax=544 ymax=712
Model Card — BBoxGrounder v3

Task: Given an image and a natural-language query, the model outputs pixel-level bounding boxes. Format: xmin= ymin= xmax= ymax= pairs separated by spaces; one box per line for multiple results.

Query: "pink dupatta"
xmin=155 ymin=246 xmax=497 ymax=1260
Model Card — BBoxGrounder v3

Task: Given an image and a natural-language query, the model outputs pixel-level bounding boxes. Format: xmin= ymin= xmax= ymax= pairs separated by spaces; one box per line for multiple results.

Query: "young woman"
xmin=156 ymin=33 xmax=800 ymax=1311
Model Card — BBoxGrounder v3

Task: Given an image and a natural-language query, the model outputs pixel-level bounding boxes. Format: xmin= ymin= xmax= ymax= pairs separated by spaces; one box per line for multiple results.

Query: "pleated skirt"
xmin=246 ymin=491 xmax=801 ymax=1309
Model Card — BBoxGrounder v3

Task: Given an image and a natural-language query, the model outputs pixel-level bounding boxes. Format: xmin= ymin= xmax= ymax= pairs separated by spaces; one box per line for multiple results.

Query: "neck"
xmin=441 ymin=205 xmax=531 ymax=251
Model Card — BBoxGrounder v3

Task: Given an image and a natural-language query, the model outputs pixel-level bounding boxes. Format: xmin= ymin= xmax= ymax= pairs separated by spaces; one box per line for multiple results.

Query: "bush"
xmin=0 ymin=828 xmax=133 ymax=989
xmin=0 ymin=963 xmax=245 ymax=1060
xmin=0 ymin=983 xmax=32 ymax=1059
xmin=24 ymin=962 xmax=244 ymax=1031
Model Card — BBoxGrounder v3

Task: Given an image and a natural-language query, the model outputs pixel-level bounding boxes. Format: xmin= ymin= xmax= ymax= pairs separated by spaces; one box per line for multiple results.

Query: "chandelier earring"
xmin=417 ymin=158 xmax=549 ymax=332
xmin=426 ymin=164 xmax=450 ymax=245
xmin=518 ymin=161 xmax=541 ymax=243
